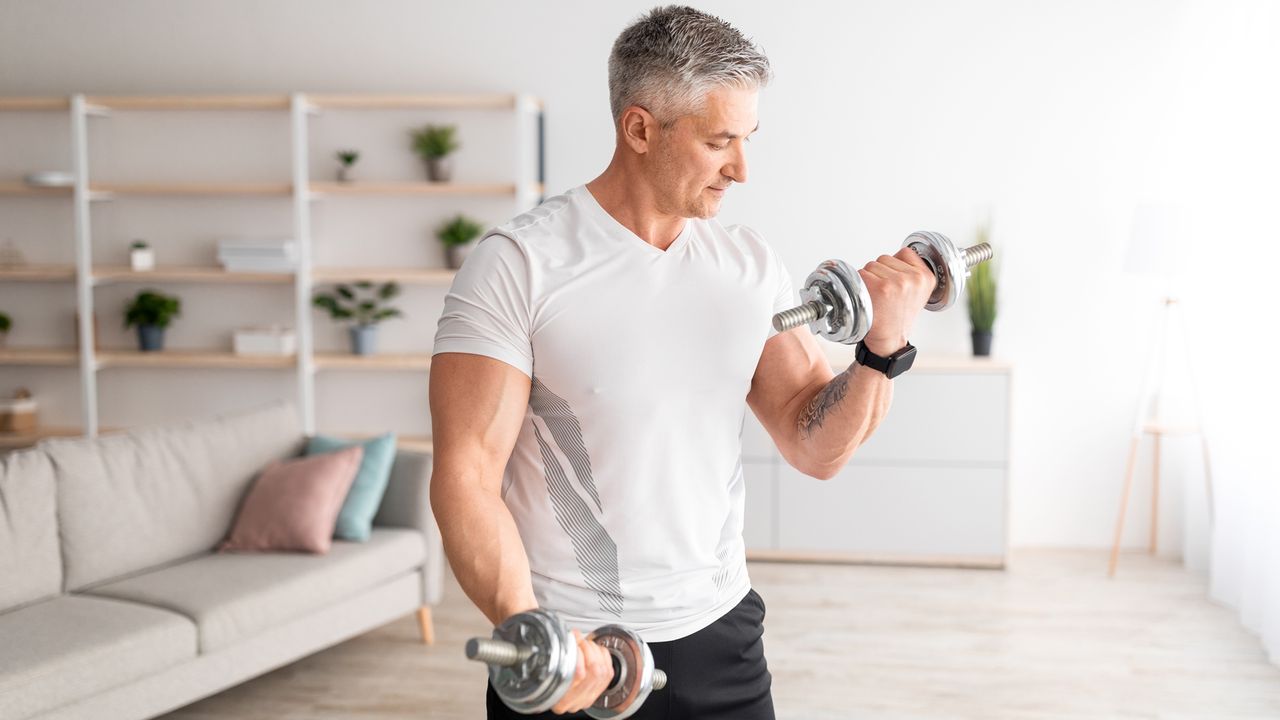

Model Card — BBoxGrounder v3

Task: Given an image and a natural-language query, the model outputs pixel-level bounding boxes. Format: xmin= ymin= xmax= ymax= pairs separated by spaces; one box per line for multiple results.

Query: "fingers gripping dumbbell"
xmin=772 ymin=231 xmax=994 ymax=345
xmin=466 ymin=609 xmax=667 ymax=719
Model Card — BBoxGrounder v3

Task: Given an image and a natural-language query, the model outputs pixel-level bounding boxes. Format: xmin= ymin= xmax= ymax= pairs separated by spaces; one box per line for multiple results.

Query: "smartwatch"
xmin=855 ymin=341 xmax=917 ymax=379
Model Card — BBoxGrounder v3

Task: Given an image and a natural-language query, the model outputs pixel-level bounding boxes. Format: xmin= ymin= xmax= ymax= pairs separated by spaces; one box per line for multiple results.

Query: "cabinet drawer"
xmin=854 ymin=372 xmax=1009 ymax=464
xmin=776 ymin=463 xmax=1006 ymax=560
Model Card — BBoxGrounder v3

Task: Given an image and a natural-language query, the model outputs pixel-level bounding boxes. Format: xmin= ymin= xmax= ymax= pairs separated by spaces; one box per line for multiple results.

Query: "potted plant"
xmin=335 ymin=149 xmax=360 ymax=183
xmin=411 ymin=124 xmax=459 ymax=182
xmin=437 ymin=214 xmax=485 ymax=269
xmin=312 ymin=281 xmax=404 ymax=356
xmin=130 ymin=239 xmax=154 ymax=271
xmin=124 ymin=289 xmax=181 ymax=352
xmin=0 ymin=311 xmax=10 ymax=348
xmin=966 ymin=224 xmax=998 ymax=356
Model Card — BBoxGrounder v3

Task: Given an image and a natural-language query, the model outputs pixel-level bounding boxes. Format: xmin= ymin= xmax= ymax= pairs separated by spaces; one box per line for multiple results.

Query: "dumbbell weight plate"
xmin=802 ymin=259 xmax=873 ymax=345
xmin=586 ymin=625 xmax=658 ymax=720
xmin=488 ymin=609 xmax=578 ymax=714
xmin=902 ymin=231 xmax=967 ymax=312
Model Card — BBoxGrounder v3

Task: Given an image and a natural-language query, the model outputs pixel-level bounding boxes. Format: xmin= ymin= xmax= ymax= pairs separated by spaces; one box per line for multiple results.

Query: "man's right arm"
xmin=428 ymin=351 xmax=537 ymax=626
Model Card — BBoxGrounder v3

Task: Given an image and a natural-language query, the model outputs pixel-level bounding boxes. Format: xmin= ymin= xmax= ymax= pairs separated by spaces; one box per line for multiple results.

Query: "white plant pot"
xmin=130 ymin=248 xmax=154 ymax=271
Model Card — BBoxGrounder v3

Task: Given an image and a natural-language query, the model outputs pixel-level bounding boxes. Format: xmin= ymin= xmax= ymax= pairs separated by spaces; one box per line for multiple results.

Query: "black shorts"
xmin=485 ymin=588 xmax=775 ymax=719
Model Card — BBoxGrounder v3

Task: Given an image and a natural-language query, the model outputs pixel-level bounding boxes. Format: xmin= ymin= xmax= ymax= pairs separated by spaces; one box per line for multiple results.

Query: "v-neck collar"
xmin=576 ymin=184 xmax=692 ymax=258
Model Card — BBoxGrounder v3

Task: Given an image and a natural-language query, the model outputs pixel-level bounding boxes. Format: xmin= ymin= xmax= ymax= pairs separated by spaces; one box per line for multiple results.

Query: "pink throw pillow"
xmin=219 ymin=444 xmax=364 ymax=554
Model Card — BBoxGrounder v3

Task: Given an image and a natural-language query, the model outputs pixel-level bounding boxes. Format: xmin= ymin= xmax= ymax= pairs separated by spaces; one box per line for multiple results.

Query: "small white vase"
xmin=130 ymin=248 xmax=154 ymax=271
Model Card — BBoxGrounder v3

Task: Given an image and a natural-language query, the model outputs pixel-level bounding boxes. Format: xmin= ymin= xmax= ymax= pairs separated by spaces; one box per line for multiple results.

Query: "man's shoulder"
xmin=489 ymin=187 xmax=582 ymax=245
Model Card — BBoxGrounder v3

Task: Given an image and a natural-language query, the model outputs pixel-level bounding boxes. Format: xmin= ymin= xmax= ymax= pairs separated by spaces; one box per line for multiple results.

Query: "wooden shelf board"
xmin=0 ymin=348 xmax=80 ymax=366
xmin=96 ymin=349 xmax=297 ymax=369
xmin=85 ymin=95 xmax=292 ymax=111
xmin=0 ymin=182 xmax=72 ymax=196
xmin=309 ymin=181 xmax=519 ymax=197
xmin=313 ymin=353 xmax=432 ymax=371
xmin=0 ymin=264 xmax=77 ymax=281
xmin=312 ymin=267 xmax=455 ymax=284
xmin=90 ymin=183 xmax=292 ymax=197
xmin=305 ymin=93 xmax=521 ymax=110
xmin=0 ymin=97 xmax=70 ymax=111
xmin=0 ymin=425 xmax=86 ymax=449
xmin=93 ymin=266 xmax=295 ymax=285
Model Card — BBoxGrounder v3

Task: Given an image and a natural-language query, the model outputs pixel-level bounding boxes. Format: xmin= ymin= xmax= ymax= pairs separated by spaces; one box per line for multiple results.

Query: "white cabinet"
xmin=742 ymin=355 xmax=1011 ymax=568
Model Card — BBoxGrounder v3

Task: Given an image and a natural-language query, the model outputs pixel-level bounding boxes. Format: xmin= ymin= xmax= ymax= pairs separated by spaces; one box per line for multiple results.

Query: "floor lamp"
xmin=1107 ymin=205 xmax=1214 ymax=578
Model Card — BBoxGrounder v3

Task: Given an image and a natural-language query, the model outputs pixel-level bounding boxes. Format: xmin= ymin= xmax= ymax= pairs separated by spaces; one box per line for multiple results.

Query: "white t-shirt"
xmin=432 ymin=184 xmax=795 ymax=642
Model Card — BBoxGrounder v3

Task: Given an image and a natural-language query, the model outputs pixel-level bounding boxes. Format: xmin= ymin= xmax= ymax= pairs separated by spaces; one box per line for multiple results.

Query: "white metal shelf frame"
xmin=3 ymin=92 xmax=545 ymax=442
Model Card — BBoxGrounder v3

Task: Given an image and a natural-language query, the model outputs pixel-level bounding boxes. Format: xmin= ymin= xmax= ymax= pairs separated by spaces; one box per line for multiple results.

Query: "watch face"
xmin=888 ymin=344 xmax=917 ymax=378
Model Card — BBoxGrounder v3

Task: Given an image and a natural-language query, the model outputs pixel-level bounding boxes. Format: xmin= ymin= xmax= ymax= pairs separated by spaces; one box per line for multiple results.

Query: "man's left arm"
xmin=746 ymin=248 xmax=935 ymax=480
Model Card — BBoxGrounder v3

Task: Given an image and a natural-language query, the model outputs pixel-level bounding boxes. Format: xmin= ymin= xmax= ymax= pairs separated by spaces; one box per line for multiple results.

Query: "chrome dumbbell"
xmin=466 ymin=608 xmax=667 ymax=719
xmin=772 ymin=231 xmax=994 ymax=345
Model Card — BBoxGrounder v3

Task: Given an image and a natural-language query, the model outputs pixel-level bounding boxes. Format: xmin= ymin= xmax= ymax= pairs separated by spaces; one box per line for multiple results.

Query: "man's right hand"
xmin=551 ymin=629 xmax=616 ymax=714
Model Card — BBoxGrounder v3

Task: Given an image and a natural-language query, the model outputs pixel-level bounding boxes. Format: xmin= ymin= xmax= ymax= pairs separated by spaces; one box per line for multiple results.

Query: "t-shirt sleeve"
xmin=432 ymin=231 xmax=534 ymax=378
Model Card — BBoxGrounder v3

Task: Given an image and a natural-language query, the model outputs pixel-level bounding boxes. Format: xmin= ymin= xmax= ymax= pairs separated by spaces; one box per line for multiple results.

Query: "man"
xmin=430 ymin=6 xmax=934 ymax=718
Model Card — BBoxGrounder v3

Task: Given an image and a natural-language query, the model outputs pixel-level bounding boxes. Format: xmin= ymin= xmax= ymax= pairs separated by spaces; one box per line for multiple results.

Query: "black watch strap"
xmin=855 ymin=341 xmax=917 ymax=379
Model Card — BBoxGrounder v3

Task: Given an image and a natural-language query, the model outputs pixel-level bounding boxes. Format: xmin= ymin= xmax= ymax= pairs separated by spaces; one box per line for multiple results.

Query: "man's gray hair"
xmin=608 ymin=5 xmax=772 ymax=127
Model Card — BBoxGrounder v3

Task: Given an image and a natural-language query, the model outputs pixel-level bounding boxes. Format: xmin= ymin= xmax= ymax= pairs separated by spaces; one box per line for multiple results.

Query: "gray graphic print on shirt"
xmin=529 ymin=376 xmax=624 ymax=616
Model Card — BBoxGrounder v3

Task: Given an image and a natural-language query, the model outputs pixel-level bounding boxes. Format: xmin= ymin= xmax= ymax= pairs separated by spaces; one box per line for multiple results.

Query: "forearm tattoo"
xmin=797 ymin=367 xmax=852 ymax=440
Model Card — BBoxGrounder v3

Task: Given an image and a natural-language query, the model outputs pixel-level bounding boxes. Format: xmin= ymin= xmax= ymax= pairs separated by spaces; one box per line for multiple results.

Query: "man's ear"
xmin=619 ymin=105 xmax=658 ymax=154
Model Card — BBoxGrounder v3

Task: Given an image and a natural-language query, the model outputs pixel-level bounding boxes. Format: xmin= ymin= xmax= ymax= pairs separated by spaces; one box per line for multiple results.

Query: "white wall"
xmin=1 ymin=0 xmax=1275 ymax=549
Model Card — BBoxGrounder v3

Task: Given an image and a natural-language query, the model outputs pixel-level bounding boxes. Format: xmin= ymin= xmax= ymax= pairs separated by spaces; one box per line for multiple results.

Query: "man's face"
xmin=649 ymin=86 xmax=758 ymax=219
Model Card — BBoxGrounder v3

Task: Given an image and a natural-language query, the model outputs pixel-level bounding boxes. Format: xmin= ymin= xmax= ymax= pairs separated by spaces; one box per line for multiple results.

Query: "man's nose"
xmin=724 ymin=144 xmax=748 ymax=184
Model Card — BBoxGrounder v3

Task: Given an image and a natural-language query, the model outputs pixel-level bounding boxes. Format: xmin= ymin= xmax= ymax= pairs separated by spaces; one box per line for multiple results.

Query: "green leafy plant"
xmin=313 ymin=281 xmax=404 ymax=327
xmin=411 ymin=124 xmax=460 ymax=159
xmin=124 ymin=289 xmax=181 ymax=329
xmin=130 ymin=239 xmax=149 ymax=250
xmin=437 ymin=214 xmax=485 ymax=247
xmin=966 ymin=224 xmax=998 ymax=333
xmin=336 ymin=149 xmax=360 ymax=167
xmin=0 ymin=311 xmax=11 ymax=333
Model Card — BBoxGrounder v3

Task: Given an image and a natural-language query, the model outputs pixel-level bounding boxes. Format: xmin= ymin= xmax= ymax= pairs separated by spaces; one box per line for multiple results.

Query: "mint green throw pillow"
xmin=305 ymin=432 xmax=397 ymax=541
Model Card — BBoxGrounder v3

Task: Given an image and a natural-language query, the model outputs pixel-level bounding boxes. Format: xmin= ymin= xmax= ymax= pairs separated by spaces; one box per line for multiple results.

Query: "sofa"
xmin=0 ymin=400 xmax=444 ymax=720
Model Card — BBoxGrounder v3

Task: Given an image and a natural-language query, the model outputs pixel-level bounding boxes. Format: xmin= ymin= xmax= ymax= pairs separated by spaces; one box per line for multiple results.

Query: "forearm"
xmin=431 ymin=480 xmax=538 ymax=626
xmin=794 ymin=360 xmax=894 ymax=478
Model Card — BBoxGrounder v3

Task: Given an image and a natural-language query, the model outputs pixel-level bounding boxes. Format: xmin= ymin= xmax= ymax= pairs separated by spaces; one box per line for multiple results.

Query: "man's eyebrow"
xmin=710 ymin=123 xmax=759 ymax=139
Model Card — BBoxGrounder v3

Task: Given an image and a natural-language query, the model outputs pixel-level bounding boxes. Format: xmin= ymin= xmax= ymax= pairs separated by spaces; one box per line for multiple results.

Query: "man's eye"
xmin=708 ymin=143 xmax=726 ymax=151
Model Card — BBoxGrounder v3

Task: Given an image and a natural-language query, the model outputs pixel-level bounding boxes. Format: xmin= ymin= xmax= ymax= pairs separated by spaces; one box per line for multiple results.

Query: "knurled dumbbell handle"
xmin=466 ymin=637 xmax=534 ymax=666
xmin=770 ymin=301 xmax=825 ymax=333
xmin=468 ymin=637 xmax=668 ymax=691
xmin=961 ymin=243 xmax=994 ymax=267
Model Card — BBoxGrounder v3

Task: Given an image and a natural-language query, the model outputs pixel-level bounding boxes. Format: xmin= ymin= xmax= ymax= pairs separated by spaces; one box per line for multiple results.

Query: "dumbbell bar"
xmin=466 ymin=608 xmax=667 ymax=719
xmin=772 ymin=231 xmax=994 ymax=345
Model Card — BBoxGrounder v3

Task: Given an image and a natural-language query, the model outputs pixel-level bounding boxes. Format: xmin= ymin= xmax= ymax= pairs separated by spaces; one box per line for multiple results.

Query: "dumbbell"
xmin=466 ymin=608 xmax=667 ymax=719
xmin=772 ymin=231 xmax=994 ymax=345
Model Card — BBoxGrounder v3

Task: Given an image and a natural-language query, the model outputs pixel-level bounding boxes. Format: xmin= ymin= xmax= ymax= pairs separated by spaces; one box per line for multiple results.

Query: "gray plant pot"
xmin=350 ymin=324 xmax=378 ymax=356
xmin=971 ymin=330 xmax=993 ymax=357
xmin=425 ymin=156 xmax=454 ymax=182
xmin=445 ymin=242 xmax=475 ymax=269
xmin=337 ymin=165 xmax=356 ymax=183
xmin=137 ymin=324 xmax=165 ymax=352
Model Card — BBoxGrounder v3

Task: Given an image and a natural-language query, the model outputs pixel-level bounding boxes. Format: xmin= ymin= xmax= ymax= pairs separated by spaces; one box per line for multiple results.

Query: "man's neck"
xmin=585 ymin=164 xmax=686 ymax=251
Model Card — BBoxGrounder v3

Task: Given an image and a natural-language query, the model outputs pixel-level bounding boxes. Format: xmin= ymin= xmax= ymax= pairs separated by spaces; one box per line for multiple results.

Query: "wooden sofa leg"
xmin=417 ymin=606 xmax=435 ymax=645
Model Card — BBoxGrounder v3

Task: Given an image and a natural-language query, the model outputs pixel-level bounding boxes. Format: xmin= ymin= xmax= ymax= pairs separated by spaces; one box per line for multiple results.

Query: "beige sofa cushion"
xmin=0 ymin=595 xmax=196 ymax=720
xmin=42 ymin=401 xmax=306 ymax=591
xmin=0 ymin=448 xmax=62 ymax=613
xmin=84 ymin=528 xmax=425 ymax=653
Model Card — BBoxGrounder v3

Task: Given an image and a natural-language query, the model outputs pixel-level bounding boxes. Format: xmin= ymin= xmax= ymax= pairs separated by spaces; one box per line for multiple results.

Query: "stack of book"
xmin=217 ymin=238 xmax=298 ymax=273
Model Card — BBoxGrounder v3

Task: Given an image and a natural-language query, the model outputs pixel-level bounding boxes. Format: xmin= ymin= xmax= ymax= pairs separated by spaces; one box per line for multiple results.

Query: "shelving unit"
xmin=0 ymin=92 xmax=544 ymax=449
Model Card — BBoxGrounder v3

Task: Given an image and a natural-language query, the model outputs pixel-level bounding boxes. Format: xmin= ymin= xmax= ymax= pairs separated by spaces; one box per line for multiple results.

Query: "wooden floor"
xmin=162 ymin=550 xmax=1280 ymax=719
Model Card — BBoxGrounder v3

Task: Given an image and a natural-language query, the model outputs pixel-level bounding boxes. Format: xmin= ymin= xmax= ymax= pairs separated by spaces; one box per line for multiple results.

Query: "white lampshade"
xmin=1123 ymin=203 xmax=1190 ymax=279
